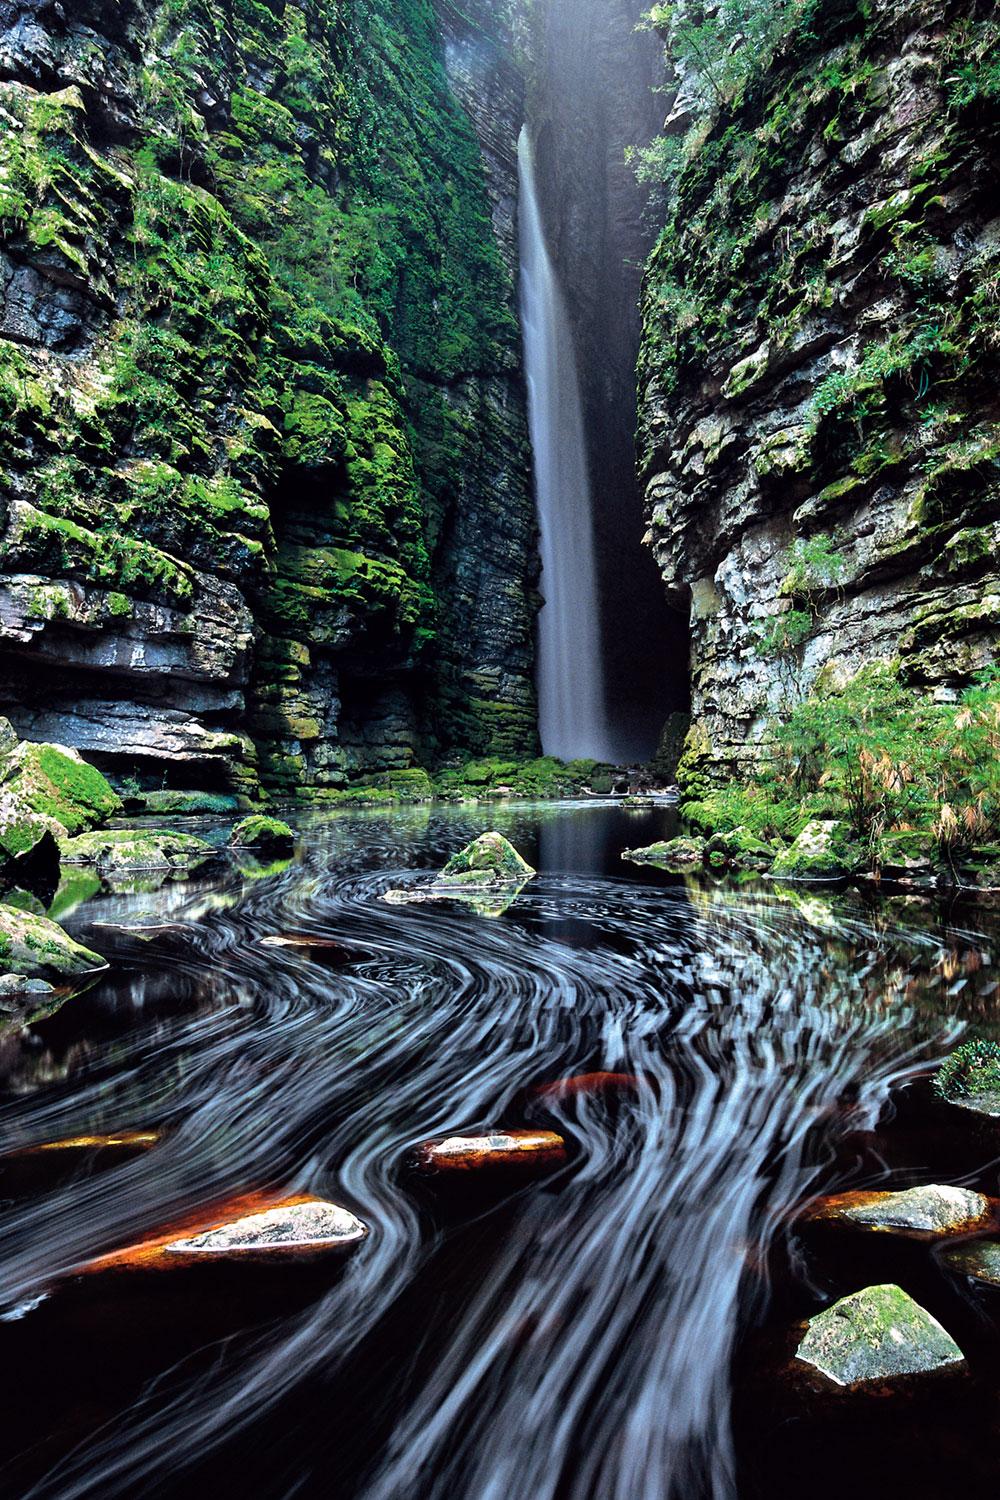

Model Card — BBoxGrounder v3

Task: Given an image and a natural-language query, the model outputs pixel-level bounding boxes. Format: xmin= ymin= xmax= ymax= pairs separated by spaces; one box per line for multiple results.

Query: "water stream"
xmin=2 ymin=804 xmax=999 ymax=1498
xmin=518 ymin=130 xmax=613 ymax=762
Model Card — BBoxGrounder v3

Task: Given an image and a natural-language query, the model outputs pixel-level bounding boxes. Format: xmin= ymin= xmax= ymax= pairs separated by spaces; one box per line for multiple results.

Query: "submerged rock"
xmin=622 ymin=836 xmax=704 ymax=870
xmin=414 ymin=1129 xmax=567 ymax=1174
xmin=532 ymin=1071 xmax=640 ymax=1101
xmin=794 ymin=1284 xmax=965 ymax=1387
xmin=942 ymin=1238 xmax=1000 ymax=1289
xmin=0 ymin=901 xmax=106 ymax=979
xmin=229 ymin=815 xmax=296 ymax=856
xmin=59 ymin=829 xmax=215 ymax=872
xmin=802 ymin=1184 xmax=994 ymax=1238
xmin=438 ymin=832 xmax=535 ymax=885
xmin=770 ymin=820 xmax=862 ymax=880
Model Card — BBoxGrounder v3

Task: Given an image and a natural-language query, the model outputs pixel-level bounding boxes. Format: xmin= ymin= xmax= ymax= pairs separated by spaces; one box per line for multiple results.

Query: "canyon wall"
xmin=0 ymin=0 xmax=537 ymax=796
xmin=638 ymin=0 xmax=1000 ymax=784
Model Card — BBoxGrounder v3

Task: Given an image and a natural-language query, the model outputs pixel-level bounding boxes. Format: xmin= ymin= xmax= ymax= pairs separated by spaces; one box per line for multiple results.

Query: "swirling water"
xmin=1 ymin=802 xmax=999 ymax=1499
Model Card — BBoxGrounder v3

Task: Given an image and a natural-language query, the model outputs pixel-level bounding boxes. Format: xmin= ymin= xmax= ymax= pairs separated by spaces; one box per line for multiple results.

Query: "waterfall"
xmin=518 ymin=127 xmax=613 ymax=764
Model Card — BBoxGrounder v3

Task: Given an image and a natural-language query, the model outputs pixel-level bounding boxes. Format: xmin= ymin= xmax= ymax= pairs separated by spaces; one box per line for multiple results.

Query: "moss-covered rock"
xmin=934 ymin=1040 xmax=1000 ymax=1118
xmin=229 ymin=815 xmax=295 ymax=855
xmin=794 ymin=1284 xmax=965 ymax=1387
xmin=622 ymin=837 xmax=705 ymax=871
xmin=0 ymin=902 xmax=106 ymax=979
xmin=439 ymin=832 xmax=535 ymax=885
xmin=59 ymin=829 xmax=215 ymax=872
xmin=770 ymin=820 xmax=862 ymax=880
xmin=0 ymin=740 xmax=121 ymax=835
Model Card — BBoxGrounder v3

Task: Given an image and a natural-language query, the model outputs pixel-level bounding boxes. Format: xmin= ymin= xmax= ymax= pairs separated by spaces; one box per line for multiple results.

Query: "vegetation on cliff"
xmin=637 ymin=0 xmax=1000 ymax=825
xmin=0 ymin=0 xmax=535 ymax=796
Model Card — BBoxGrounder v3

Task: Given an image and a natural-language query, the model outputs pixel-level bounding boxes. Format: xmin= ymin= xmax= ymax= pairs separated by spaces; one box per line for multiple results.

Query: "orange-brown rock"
xmin=0 ymin=1130 xmax=161 ymax=1196
xmin=531 ymin=1071 xmax=640 ymax=1100
xmin=80 ymin=1193 xmax=368 ymax=1273
xmin=414 ymin=1129 xmax=567 ymax=1174
xmin=799 ymin=1184 xmax=996 ymax=1240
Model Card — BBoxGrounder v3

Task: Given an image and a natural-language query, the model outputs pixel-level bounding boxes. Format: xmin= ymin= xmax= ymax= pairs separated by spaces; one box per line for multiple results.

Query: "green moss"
xmin=229 ymin=815 xmax=295 ymax=852
xmin=935 ymin=1040 xmax=1000 ymax=1103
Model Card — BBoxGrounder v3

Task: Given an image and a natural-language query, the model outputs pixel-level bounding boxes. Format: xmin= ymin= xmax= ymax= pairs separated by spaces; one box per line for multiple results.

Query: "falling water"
xmin=518 ymin=129 xmax=613 ymax=763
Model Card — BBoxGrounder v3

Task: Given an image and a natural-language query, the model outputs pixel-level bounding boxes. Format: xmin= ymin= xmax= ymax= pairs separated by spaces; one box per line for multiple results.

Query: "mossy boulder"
xmin=794 ymin=1284 xmax=965 ymax=1387
xmin=942 ymin=1238 xmax=1000 ymax=1290
xmin=622 ymin=837 xmax=705 ymax=871
xmin=770 ymin=820 xmax=863 ymax=880
xmin=0 ymin=902 xmax=106 ymax=979
xmin=876 ymin=830 xmax=938 ymax=880
xmin=138 ymin=791 xmax=245 ymax=816
xmin=229 ymin=816 xmax=295 ymax=855
xmin=438 ymin=832 xmax=535 ymax=885
xmin=934 ymin=1040 xmax=1000 ymax=1119
xmin=0 ymin=791 xmax=60 ymax=881
xmin=0 ymin=739 xmax=121 ymax=835
xmin=705 ymin=825 xmax=775 ymax=871
xmin=59 ymin=829 xmax=216 ymax=873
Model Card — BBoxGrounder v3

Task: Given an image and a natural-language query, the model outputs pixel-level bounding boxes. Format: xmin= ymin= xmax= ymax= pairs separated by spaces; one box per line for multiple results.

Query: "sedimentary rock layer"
xmin=0 ymin=0 xmax=538 ymax=794
xmin=639 ymin=0 xmax=1000 ymax=781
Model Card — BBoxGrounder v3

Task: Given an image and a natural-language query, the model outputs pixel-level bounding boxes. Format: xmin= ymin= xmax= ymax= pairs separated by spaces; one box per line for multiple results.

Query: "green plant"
xmin=935 ymin=1040 xmax=1000 ymax=1101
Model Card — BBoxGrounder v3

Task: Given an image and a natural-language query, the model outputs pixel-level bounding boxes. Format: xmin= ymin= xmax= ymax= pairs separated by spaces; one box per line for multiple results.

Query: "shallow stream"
xmin=2 ymin=802 xmax=999 ymax=1499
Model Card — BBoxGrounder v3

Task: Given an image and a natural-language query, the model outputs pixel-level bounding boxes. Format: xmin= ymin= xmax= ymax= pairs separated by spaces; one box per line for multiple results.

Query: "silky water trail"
xmin=1 ymin=802 xmax=999 ymax=1499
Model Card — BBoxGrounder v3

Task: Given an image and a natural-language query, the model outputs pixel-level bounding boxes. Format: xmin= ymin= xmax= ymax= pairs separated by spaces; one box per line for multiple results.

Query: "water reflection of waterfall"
xmin=518 ymin=128 xmax=613 ymax=762
xmin=0 ymin=804 xmax=991 ymax=1500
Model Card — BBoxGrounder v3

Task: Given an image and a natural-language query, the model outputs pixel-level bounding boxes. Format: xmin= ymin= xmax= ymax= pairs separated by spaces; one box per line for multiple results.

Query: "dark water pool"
xmin=2 ymin=801 xmax=1000 ymax=1499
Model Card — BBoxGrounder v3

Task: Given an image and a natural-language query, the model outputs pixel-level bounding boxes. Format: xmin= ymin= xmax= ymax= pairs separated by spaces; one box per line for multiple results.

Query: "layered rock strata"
xmin=0 ymin=0 xmax=538 ymax=795
xmin=639 ymin=0 xmax=1000 ymax=782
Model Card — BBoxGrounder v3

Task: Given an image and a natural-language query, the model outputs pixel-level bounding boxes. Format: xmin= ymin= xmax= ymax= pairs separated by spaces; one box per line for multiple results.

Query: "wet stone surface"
xmin=794 ymin=1284 xmax=965 ymax=1387
xmin=804 ymin=1183 xmax=994 ymax=1237
xmin=165 ymin=1199 xmax=368 ymax=1256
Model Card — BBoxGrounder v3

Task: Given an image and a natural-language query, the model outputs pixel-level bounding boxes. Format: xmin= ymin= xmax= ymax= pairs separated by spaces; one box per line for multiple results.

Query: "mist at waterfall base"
xmin=3 ymin=801 xmax=1000 ymax=1499
xmin=518 ymin=129 xmax=615 ymax=764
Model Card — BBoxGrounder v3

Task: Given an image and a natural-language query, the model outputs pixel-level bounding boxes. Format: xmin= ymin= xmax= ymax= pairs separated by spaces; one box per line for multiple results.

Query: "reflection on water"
xmin=1 ymin=802 xmax=998 ymax=1499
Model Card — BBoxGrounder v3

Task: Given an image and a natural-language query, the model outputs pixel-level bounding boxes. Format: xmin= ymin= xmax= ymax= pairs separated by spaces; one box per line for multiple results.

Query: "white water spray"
xmin=518 ymin=127 xmax=613 ymax=763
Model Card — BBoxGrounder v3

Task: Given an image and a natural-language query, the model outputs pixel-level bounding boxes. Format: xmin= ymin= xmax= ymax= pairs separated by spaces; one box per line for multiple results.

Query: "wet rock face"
xmin=0 ymin=1 xmax=537 ymax=795
xmin=164 ymin=1200 xmax=368 ymax=1258
xmin=794 ymin=1284 xmax=965 ymax=1387
xmin=414 ymin=1129 xmax=567 ymax=1174
xmin=804 ymin=1184 xmax=995 ymax=1238
xmin=639 ymin=0 xmax=1000 ymax=781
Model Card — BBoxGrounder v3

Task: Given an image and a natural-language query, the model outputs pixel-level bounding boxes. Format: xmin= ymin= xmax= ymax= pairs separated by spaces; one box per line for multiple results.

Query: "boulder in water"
xmin=942 ymin=1237 xmax=1000 ymax=1289
xmin=801 ymin=1184 xmax=995 ymax=1239
xmin=770 ymin=820 xmax=863 ymax=880
xmin=794 ymin=1284 xmax=965 ymax=1387
xmin=934 ymin=1040 xmax=1000 ymax=1121
xmin=0 ymin=734 xmax=121 ymax=836
xmin=0 ymin=901 xmax=106 ymax=979
xmin=414 ymin=1129 xmax=567 ymax=1174
xmin=622 ymin=837 xmax=704 ymax=870
xmin=85 ymin=1194 xmax=368 ymax=1273
xmin=384 ymin=833 xmax=535 ymax=916
xmin=438 ymin=832 xmax=535 ymax=885
xmin=165 ymin=1199 xmax=367 ymax=1258
xmin=60 ymin=829 xmax=216 ymax=872
xmin=229 ymin=816 xmax=296 ymax=856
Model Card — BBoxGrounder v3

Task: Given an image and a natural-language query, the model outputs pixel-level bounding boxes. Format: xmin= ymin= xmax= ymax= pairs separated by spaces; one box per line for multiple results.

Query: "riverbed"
xmin=2 ymin=802 xmax=999 ymax=1498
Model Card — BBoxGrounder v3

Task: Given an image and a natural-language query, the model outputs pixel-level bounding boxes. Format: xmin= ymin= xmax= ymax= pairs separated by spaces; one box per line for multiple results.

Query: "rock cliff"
xmin=0 ymin=0 xmax=538 ymax=796
xmin=638 ymin=0 xmax=1000 ymax=783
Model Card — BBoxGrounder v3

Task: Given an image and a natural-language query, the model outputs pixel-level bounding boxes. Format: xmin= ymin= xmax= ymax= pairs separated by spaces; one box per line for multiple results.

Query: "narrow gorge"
xmin=2 ymin=4 xmax=1000 ymax=1500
